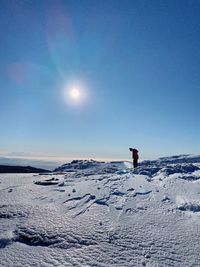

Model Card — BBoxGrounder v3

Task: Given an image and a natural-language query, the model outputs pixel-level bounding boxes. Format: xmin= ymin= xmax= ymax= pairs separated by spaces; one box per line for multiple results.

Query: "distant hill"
xmin=0 ymin=165 xmax=51 ymax=173
xmin=0 ymin=157 xmax=63 ymax=171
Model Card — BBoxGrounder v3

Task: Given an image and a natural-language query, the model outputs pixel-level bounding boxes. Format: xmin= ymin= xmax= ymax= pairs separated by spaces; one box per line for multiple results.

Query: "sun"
xmin=69 ymin=87 xmax=81 ymax=100
xmin=62 ymin=81 xmax=88 ymax=107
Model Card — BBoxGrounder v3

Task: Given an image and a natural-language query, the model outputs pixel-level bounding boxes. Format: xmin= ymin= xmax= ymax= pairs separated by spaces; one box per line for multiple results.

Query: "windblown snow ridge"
xmin=14 ymin=226 xmax=96 ymax=248
xmin=54 ymin=159 xmax=132 ymax=174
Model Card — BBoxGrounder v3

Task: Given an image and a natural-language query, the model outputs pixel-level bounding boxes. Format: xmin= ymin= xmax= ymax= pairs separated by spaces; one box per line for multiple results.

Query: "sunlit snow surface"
xmin=0 ymin=157 xmax=200 ymax=266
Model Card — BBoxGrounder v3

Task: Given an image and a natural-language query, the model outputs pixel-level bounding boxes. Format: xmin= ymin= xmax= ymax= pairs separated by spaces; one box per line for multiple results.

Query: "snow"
xmin=0 ymin=156 xmax=200 ymax=266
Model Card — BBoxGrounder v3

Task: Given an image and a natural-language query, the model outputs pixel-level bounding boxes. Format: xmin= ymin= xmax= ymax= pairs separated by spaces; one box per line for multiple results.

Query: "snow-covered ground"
xmin=0 ymin=156 xmax=200 ymax=266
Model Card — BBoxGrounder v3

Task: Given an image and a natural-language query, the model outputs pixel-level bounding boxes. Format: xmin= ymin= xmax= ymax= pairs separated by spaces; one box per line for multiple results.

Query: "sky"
xmin=0 ymin=0 xmax=200 ymax=163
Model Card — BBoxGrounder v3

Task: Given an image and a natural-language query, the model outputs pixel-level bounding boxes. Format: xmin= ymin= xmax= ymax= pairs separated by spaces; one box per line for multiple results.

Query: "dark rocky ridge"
xmin=0 ymin=165 xmax=50 ymax=173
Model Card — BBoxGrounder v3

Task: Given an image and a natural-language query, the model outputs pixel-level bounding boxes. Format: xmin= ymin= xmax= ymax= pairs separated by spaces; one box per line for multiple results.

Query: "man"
xmin=129 ymin=148 xmax=139 ymax=168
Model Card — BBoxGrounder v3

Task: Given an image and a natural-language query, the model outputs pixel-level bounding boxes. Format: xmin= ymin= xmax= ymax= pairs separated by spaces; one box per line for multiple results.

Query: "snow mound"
xmin=152 ymin=163 xmax=200 ymax=179
xmin=154 ymin=154 xmax=200 ymax=164
xmin=54 ymin=159 xmax=100 ymax=172
xmin=160 ymin=164 xmax=199 ymax=175
xmin=53 ymin=156 xmax=200 ymax=179
xmin=54 ymin=160 xmax=132 ymax=175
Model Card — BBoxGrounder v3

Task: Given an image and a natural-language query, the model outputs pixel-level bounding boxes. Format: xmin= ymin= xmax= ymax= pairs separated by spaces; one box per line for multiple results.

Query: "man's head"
xmin=129 ymin=148 xmax=133 ymax=151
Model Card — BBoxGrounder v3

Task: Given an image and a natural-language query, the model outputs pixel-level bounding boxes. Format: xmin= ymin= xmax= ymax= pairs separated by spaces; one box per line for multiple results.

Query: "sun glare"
xmin=62 ymin=80 xmax=88 ymax=107
xmin=69 ymin=87 xmax=81 ymax=100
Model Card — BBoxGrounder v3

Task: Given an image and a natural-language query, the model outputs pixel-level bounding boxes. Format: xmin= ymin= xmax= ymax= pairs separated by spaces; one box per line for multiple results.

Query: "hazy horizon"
xmin=0 ymin=151 xmax=199 ymax=171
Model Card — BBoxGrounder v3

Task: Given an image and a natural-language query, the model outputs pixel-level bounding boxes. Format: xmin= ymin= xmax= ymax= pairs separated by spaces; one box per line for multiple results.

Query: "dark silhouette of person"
xmin=129 ymin=148 xmax=139 ymax=168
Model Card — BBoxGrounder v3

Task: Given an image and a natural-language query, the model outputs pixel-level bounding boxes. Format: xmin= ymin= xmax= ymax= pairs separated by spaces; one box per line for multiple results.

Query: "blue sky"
xmin=0 ymin=0 xmax=199 ymax=161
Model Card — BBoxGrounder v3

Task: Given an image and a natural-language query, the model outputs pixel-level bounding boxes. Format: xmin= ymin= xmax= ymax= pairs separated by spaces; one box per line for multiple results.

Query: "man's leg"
xmin=134 ymin=159 xmax=138 ymax=168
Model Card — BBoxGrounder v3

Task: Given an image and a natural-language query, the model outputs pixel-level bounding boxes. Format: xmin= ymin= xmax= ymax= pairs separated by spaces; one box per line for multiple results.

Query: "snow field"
xmin=0 ymin=157 xmax=200 ymax=266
